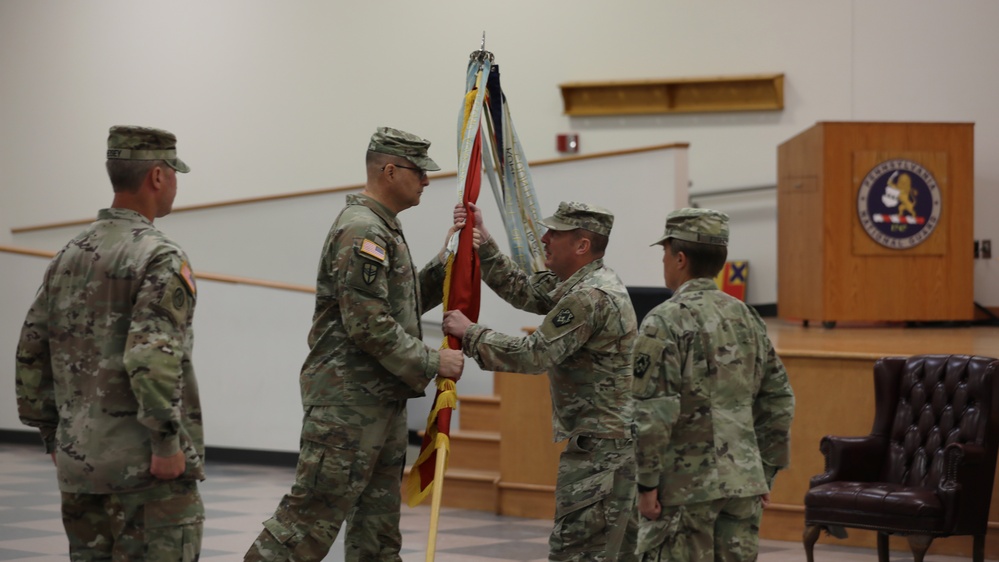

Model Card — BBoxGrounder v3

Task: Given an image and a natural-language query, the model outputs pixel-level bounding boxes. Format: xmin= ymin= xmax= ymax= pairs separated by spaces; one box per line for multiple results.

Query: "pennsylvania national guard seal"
xmin=857 ymin=159 xmax=942 ymax=249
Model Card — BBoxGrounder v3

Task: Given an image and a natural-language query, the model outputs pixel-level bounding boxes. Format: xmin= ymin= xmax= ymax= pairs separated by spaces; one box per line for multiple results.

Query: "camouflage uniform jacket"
xmin=299 ymin=194 xmax=446 ymax=405
xmin=463 ymin=239 xmax=637 ymax=441
xmin=15 ymin=208 xmax=204 ymax=494
xmin=632 ymin=277 xmax=794 ymax=506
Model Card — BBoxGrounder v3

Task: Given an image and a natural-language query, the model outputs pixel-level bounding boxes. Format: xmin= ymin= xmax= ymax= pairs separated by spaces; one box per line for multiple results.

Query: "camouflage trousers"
xmin=549 ymin=434 xmax=638 ymax=562
xmin=245 ymin=402 xmax=408 ymax=561
xmin=61 ymin=479 xmax=203 ymax=562
xmin=638 ymin=496 xmax=762 ymax=562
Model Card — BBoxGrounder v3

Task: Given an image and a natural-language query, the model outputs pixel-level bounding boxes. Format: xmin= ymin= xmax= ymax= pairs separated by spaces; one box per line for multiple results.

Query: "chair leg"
xmin=803 ymin=525 xmax=821 ymax=562
xmin=974 ymin=533 xmax=985 ymax=562
xmin=876 ymin=532 xmax=890 ymax=562
xmin=906 ymin=534 xmax=933 ymax=562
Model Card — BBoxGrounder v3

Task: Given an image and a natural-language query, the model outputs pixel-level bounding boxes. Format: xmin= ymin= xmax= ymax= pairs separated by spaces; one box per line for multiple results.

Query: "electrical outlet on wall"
xmin=983 ymin=240 xmax=993 ymax=260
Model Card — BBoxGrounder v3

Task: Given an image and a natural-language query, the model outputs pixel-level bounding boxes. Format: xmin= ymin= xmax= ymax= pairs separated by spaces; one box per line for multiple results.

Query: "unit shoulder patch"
xmin=155 ymin=274 xmax=191 ymax=327
xmin=538 ymin=298 xmax=589 ymax=343
xmin=634 ymin=353 xmax=651 ymax=378
xmin=362 ymin=262 xmax=378 ymax=285
xmin=553 ymin=308 xmax=575 ymax=327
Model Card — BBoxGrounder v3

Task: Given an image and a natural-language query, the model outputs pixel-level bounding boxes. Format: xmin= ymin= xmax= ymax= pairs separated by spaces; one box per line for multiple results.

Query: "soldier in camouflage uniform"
xmin=245 ymin=127 xmax=465 ymax=561
xmin=15 ymin=126 xmax=205 ymax=561
xmin=444 ymin=201 xmax=639 ymax=562
xmin=632 ymin=208 xmax=795 ymax=562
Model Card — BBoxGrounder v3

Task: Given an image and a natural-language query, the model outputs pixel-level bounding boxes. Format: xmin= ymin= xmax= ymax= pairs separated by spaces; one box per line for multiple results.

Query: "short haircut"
xmin=668 ymin=238 xmax=727 ymax=278
xmin=366 ymin=150 xmax=414 ymax=173
xmin=573 ymin=229 xmax=609 ymax=256
xmin=105 ymin=159 xmax=159 ymax=193
xmin=366 ymin=149 xmax=390 ymax=167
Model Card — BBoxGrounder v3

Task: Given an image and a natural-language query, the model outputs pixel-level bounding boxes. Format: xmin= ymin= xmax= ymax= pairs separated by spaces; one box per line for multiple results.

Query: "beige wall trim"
xmin=11 ymin=144 xmax=689 ymax=235
xmin=0 ymin=244 xmax=315 ymax=294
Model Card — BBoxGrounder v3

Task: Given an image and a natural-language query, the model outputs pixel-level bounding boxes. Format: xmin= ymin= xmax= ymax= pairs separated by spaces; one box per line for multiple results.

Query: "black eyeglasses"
xmin=383 ymin=163 xmax=427 ymax=180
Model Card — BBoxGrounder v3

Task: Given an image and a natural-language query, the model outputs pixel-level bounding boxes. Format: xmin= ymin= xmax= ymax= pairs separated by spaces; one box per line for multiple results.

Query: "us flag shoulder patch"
xmin=179 ymin=261 xmax=197 ymax=296
xmin=360 ymin=239 xmax=386 ymax=261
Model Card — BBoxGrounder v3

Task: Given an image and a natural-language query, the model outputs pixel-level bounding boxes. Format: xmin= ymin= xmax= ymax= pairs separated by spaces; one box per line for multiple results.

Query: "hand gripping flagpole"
xmin=422 ymin=34 xmax=490 ymax=561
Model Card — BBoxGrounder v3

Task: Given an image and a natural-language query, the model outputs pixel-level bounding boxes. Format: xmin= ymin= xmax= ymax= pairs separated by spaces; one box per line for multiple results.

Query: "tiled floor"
xmin=0 ymin=442 xmax=990 ymax=561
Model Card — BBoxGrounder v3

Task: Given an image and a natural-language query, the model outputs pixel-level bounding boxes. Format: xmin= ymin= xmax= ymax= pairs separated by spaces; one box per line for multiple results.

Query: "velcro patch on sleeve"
xmin=179 ymin=261 xmax=197 ymax=296
xmin=539 ymin=299 xmax=587 ymax=341
xmin=359 ymin=239 xmax=387 ymax=262
xmin=347 ymin=238 xmax=388 ymax=296
xmin=155 ymin=274 xmax=191 ymax=328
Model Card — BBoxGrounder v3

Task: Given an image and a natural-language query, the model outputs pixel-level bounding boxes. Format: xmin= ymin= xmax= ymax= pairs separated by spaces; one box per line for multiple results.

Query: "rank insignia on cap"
xmin=360 ymin=239 xmax=386 ymax=261
xmin=634 ymin=353 xmax=651 ymax=378
xmin=180 ymin=261 xmax=196 ymax=295
xmin=362 ymin=262 xmax=378 ymax=285
xmin=553 ymin=308 xmax=575 ymax=327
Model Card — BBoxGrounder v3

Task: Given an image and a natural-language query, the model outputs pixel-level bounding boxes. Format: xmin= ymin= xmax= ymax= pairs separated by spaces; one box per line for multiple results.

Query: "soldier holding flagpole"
xmin=245 ymin=127 xmax=465 ymax=562
xmin=444 ymin=201 xmax=640 ymax=561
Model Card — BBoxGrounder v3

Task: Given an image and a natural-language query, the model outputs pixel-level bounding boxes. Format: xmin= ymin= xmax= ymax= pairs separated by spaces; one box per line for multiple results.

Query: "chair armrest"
xmin=939 ymin=442 xmax=988 ymax=531
xmin=809 ymin=435 xmax=887 ymax=487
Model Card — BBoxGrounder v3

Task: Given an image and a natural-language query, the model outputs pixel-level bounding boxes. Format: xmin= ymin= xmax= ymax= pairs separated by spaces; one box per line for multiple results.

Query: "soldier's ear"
xmin=675 ymin=249 xmax=688 ymax=269
xmin=148 ymin=165 xmax=165 ymax=190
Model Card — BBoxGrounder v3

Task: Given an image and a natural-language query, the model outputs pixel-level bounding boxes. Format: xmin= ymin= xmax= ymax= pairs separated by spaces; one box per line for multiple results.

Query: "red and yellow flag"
xmin=405 ymin=83 xmax=483 ymax=507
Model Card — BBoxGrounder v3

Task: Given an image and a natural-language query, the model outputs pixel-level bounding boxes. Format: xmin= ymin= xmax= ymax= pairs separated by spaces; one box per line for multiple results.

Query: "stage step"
xmin=402 ymin=466 xmax=499 ymax=512
xmin=457 ymin=394 xmax=500 ymax=432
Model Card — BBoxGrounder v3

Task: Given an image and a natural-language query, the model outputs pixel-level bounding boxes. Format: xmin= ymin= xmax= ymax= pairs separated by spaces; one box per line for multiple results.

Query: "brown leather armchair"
xmin=803 ymin=354 xmax=999 ymax=562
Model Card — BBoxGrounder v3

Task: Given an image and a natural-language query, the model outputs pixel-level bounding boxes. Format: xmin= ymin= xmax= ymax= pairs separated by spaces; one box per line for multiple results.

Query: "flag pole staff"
xmin=425 ymin=435 xmax=448 ymax=560
xmin=427 ymin=32 xmax=489 ymax=561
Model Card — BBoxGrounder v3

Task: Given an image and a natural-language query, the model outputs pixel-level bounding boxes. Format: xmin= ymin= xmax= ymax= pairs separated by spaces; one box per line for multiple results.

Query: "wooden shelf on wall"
xmin=559 ymin=73 xmax=784 ymax=116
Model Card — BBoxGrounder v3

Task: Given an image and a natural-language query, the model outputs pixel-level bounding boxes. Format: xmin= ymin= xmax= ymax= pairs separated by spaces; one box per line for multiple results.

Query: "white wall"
xmin=3 ymin=1 xmax=999 ymax=306
xmin=4 ymin=1 xmax=999 ymax=446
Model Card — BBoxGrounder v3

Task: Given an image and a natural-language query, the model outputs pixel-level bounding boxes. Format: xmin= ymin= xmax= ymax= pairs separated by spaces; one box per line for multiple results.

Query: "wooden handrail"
xmin=10 ymin=143 xmax=689 ymax=234
xmin=0 ymin=244 xmax=315 ymax=294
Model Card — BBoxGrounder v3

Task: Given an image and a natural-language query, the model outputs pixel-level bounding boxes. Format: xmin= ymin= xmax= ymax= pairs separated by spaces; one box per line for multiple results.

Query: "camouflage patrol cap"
xmin=106 ymin=126 xmax=190 ymax=173
xmin=540 ymin=201 xmax=614 ymax=236
xmin=652 ymin=207 xmax=729 ymax=246
xmin=368 ymin=126 xmax=441 ymax=172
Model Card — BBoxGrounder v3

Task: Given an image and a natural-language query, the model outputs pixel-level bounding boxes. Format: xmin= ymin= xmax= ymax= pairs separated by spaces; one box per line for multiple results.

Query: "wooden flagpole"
xmin=425 ymin=438 xmax=448 ymax=560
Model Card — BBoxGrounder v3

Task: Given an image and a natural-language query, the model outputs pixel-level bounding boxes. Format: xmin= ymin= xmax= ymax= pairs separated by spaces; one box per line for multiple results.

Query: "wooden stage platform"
xmin=408 ymin=318 xmax=999 ymax=558
xmin=762 ymin=318 xmax=999 ymax=558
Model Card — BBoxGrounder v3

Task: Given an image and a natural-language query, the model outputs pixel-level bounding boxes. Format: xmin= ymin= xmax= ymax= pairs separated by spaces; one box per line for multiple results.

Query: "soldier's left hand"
xmin=438 ymin=348 xmax=465 ymax=380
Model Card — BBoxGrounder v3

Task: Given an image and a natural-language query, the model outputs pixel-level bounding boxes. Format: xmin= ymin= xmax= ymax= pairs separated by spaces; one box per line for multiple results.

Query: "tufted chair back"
xmin=803 ymin=354 xmax=999 ymax=562
xmin=882 ymin=355 xmax=997 ymax=489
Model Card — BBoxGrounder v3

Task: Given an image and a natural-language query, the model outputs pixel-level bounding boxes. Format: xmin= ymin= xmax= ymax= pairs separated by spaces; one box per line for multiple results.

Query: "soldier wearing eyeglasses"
xmin=246 ymin=127 xmax=465 ymax=561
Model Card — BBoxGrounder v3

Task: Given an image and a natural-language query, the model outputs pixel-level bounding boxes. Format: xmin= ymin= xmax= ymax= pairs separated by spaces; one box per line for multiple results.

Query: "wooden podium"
xmin=777 ymin=122 xmax=974 ymax=325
